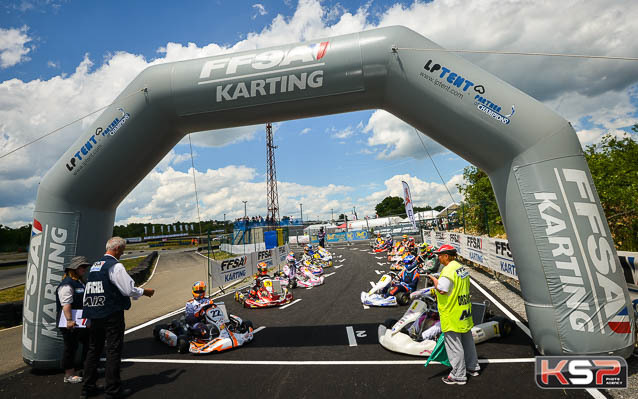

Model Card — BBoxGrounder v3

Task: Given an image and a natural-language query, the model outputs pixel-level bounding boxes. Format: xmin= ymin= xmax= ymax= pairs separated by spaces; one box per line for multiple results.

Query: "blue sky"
xmin=1 ymin=0 xmax=637 ymax=227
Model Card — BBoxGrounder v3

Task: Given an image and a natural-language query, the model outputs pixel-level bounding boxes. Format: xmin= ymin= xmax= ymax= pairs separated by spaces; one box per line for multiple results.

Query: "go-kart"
xmin=378 ymin=294 xmax=514 ymax=356
xmin=153 ymin=301 xmax=254 ymax=354
xmin=388 ymin=245 xmax=407 ymax=262
xmin=361 ymin=272 xmax=416 ymax=307
xmin=301 ymin=255 xmax=324 ymax=276
xmin=274 ymin=261 xmax=324 ymax=289
xmin=235 ymin=278 xmax=293 ymax=308
xmin=314 ymin=246 xmax=333 ymax=267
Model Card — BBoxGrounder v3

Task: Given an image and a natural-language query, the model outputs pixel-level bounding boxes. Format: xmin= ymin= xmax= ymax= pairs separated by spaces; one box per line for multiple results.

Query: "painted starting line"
xmin=116 ymin=358 xmax=537 ymax=366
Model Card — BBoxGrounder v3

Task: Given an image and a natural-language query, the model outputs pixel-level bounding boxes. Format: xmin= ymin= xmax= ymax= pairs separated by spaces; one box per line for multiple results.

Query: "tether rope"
xmin=0 ymin=88 xmax=147 ymax=160
xmin=188 ymin=134 xmax=204 ymax=239
xmin=392 ymin=47 xmax=638 ymax=61
xmin=413 ymin=127 xmax=458 ymax=207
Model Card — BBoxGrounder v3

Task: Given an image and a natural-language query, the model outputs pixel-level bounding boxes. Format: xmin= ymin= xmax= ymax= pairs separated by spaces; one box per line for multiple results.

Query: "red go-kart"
xmin=234 ymin=278 xmax=293 ymax=308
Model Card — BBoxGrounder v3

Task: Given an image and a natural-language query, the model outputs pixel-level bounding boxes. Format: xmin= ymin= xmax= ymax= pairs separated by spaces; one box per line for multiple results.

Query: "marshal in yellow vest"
xmin=435 ymin=260 xmax=473 ymax=333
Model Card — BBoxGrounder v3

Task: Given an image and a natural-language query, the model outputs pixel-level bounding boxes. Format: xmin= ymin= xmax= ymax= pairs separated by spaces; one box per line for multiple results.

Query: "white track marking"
xmin=377 ymin=262 xmax=385 ymax=267
xmin=279 ymin=298 xmax=302 ymax=310
xmin=363 ymin=305 xmax=370 ymax=310
xmin=374 ymin=270 xmax=382 ymax=275
xmin=116 ymin=358 xmax=536 ymax=366
xmin=324 ymin=272 xmax=336 ymax=278
xmin=374 ymin=257 xmax=383 ymax=260
xmin=469 ymin=277 xmax=531 ymax=337
xmin=140 ymin=254 xmax=160 ymax=288
xmin=253 ymin=326 xmax=266 ymax=334
xmin=334 ymin=265 xmax=343 ymax=269
xmin=369 ymin=282 xmax=375 ymax=288
xmin=585 ymin=389 xmax=607 ymax=399
xmin=346 ymin=326 xmax=357 ymax=347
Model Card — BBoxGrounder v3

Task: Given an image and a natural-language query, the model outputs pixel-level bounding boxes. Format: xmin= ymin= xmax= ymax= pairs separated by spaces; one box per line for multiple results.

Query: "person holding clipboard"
xmin=56 ymin=256 xmax=91 ymax=383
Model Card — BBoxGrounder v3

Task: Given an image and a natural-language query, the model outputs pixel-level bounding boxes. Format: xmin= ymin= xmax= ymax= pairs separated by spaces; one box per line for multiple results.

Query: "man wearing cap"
xmin=56 ymin=256 xmax=91 ymax=384
xmin=428 ymin=244 xmax=479 ymax=385
xmin=81 ymin=237 xmax=155 ymax=399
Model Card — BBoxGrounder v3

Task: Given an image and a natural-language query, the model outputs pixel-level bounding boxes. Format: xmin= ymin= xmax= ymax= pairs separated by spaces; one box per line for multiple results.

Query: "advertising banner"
xmin=208 ymin=244 xmax=290 ymax=289
xmin=402 ymin=181 xmax=417 ymax=230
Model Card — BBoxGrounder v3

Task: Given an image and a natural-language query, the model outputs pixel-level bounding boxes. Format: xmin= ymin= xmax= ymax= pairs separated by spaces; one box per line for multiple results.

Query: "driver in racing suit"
xmin=384 ymin=255 xmax=420 ymax=297
xmin=382 ymin=234 xmax=393 ymax=251
xmin=185 ymin=281 xmax=214 ymax=326
xmin=249 ymin=262 xmax=271 ymax=298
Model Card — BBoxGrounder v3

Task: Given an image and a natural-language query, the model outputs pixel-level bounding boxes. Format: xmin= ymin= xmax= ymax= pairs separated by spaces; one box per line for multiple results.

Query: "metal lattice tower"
xmin=266 ymin=123 xmax=280 ymax=224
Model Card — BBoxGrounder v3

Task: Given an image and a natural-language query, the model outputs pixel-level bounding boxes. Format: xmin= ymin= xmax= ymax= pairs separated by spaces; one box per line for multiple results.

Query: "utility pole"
xmin=331 ymin=208 xmax=334 ymax=223
xmin=299 ymin=203 xmax=303 ymax=223
xmin=242 ymin=200 xmax=247 ymax=253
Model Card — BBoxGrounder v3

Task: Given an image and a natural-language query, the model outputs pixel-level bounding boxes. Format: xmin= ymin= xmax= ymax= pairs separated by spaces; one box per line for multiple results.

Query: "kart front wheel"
xmin=383 ymin=318 xmax=398 ymax=329
xmin=239 ymin=320 xmax=254 ymax=333
xmin=396 ymin=292 xmax=410 ymax=306
xmin=177 ymin=336 xmax=190 ymax=354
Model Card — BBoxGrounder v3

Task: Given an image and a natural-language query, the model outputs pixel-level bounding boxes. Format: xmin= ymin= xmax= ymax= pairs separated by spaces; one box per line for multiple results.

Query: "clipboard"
xmin=58 ymin=309 xmax=89 ymax=328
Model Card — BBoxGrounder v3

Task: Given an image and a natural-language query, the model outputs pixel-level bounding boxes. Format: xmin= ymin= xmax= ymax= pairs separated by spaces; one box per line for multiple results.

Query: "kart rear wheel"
xmin=177 ymin=336 xmax=189 ymax=354
xmin=383 ymin=318 xmax=398 ymax=329
xmin=396 ymin=292 xmax=410 ymax=306
xmin=153 ymin=324 xmax=169 ymax=340
xmin=289 ymin=280 xmax=297 ymax=289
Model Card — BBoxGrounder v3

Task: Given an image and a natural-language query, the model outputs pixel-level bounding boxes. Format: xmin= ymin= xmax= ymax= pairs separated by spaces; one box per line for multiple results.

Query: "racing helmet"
xmin=434 ymin=244 xmax=457 ymax=256
xmin=385 ymin=233 xmax=392 ymax=239
xmin=403 ymin=254 xmax=417 ymax=272
xmin=402 ymin=235 xmax=408 ymax=240
xmin=257 ymin=261 xmax=268 ymax=275
xmin=192 ymin=280 xmax=206 ymax=299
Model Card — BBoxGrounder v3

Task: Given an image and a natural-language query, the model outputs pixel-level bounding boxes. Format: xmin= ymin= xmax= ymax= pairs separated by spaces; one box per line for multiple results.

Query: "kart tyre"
xmin=239 ymin=320 xmax=254 ymax=333
xmin=289 ymin=280 xmax=297 ymax=289
xmin=153 ymin=324 xmax=170 ymax=340
xmin=497 ymin=317 xmax=514 ymax=337
xmin=396 ymin=292 xmax=410 ymax=306
xmin=177 ymin=336 xmax=190 ymax=354
xmin=383 ymin=318 xmax=398 ymax=329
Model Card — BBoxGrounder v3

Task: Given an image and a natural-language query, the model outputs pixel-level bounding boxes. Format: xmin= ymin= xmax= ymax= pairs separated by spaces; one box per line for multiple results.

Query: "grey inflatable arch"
xmin=23 ymin=26 xmax=634 ymax=368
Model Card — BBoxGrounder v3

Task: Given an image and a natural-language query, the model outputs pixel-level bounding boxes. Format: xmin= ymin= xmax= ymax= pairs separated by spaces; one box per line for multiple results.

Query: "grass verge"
xmin=0 ymin=284 xmax=25 ymax=304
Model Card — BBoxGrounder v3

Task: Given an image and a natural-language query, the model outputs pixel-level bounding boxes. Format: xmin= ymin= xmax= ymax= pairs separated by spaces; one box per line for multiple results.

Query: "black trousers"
xmin=82 ymin=311 xmax=125 ymax=397
xmin=60 ymin=327 xmax=89 ymax=371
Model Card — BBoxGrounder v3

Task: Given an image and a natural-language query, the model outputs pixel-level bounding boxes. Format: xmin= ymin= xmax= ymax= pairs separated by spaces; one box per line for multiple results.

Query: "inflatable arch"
xmin=23 ymin=26 xmax=634 ymax=368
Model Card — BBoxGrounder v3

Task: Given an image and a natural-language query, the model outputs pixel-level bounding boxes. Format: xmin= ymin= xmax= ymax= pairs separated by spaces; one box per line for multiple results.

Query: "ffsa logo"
xmin=220 ymin=256 xmax=247 ymax=272
xmin=199 ymin=42 xmax=329 ymax=81
xmin=535 ymin=356 xmax=627 ymax=389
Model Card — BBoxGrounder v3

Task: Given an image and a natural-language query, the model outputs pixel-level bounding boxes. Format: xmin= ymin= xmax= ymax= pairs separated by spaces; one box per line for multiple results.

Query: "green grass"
xmin=0 ymin=284 xmax=25 ymax=304
xmin=120 ymin=257 xmax=143 ymax=271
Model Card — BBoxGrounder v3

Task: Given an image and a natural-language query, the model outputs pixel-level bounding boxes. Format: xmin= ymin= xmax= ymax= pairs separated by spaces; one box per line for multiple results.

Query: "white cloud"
xmin=363 ymin=110 xmax=448 ymax=159
xmin=300 ymin=127 xmax=311 ymax=135
xmin=46 ymin=60 xmax=58 ymax=68
xmin=115 ymin=164 xmax=353 ymax=224
xmin=329 ymin=125 xmax=355 ymax=139
xmin=0 ymin=26 xmax=32 ymax=68
xmin=355 ymin=173 xmax=463 ymax=218
xmin=252 ymin=3 xmax=268 ymax=19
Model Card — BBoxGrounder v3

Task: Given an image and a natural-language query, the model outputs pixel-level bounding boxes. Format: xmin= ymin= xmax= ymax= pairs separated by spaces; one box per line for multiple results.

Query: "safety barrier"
xmin=423 ymin=230 xmax=638 ymax=287
xmin=208 ymin=244 xmax=291 ymax=291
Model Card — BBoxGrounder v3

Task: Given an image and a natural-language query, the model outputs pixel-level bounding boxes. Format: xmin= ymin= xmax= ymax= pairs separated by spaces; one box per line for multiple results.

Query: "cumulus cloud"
xmin=0 ymin=26 xmax=32 ymax=68
xmin=363 ymin=110 xmax=449 ymax=159
xmin=115 ymin=164 xmax=353 ymax=224
xmin=355 ymin=173 xmax=464 ymax=218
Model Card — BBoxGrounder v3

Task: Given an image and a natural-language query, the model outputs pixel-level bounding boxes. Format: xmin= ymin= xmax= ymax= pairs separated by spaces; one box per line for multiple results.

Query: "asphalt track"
xmin=0 ymin=242 xmax=596 ymax=398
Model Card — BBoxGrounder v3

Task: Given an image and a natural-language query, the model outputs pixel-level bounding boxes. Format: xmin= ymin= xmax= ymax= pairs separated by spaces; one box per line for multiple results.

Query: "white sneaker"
xmin=63 ymin=375 xmax=83 ymax=384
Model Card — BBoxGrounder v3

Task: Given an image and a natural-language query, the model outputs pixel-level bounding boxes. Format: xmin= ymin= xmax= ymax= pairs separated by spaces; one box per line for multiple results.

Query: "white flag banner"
xmin=402 ymin=181 xmax=417 ymax=230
